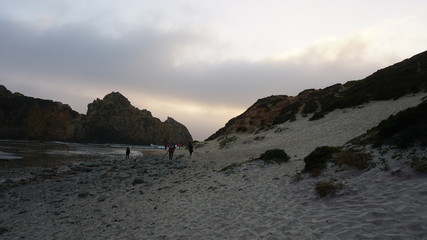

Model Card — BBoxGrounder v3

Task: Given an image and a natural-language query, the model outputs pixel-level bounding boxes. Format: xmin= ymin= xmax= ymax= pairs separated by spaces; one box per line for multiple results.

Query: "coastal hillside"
xmin=0 ymin=87 xmax=193 ymax=145
xmin=208 ymin=50 xmax=427 ymax=140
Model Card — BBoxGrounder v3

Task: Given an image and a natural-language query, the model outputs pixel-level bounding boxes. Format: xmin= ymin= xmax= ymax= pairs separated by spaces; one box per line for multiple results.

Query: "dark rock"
xmin=0 ymin=90 xmax=81 ymax=141
xmin=82 ymin=92 xmax=193 ymax=145
xmin=132 ymin=178 xmax=145 ymax=186
xmin=0 ymin=87 xmax=193 ymax=145
xmin=78 ymin=192 xmax=92 ymax=198
xmin=97 ymin=194 xmax=109 ymax=202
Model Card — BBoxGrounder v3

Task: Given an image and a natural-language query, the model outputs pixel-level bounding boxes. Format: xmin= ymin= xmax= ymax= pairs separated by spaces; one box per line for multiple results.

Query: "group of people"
xmin=125 ymin=142 xmax=194 ymax=160
xmin=167 ymin=142 xmax=193 ymax=160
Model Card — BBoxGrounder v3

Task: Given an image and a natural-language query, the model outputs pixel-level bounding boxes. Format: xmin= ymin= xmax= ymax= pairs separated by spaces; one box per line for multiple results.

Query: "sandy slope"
xmin=1 ymin=93 xmax=427 ymax=239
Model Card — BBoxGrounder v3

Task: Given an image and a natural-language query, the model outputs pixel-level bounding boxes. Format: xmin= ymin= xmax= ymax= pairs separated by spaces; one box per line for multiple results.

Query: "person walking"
xmin=188 ymin=142 xmax=194 ymax=157
xmin=126 ymin=147 xmax=130 ymax=159
xmin=168 ymin=144 xmax=175 ymax=160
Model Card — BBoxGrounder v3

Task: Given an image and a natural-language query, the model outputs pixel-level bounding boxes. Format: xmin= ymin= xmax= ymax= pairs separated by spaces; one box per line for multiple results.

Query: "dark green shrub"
xmin=236 ymin=126 xmax=248 ymax=132
xmin=218 ymin=136 xmax=238 ymax=149
xmin=362 ymin=101 xmax=427 ymax=148
xmin=219 ymin=163 xmax=240 ymax=172
xmin=302 ymin=101 xmax=318 ymax=114
xmin=333 ymin=151 xmax=372 ymax=170
xmin=194 ymin=141 xmax=207 ymax=149
xmin=411 ymin=157 xmax=427 ymax=173
xmin=303 ymin=146 xmax=341 ymax=175
xmin=254 ymin=136 xmax=265 ymax=141
xmin=315 ymin=179 xmax=344 ymax=197
xmin=259 ymin=149 xmax=290 ymax=164
xmin=272 ymin=102 xmax=300 ymax=124
xmin=309 ymin=112 xmax=325 ymax=121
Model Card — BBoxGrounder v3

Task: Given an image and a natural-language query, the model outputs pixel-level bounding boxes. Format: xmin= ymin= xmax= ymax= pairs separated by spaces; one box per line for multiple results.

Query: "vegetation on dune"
xmin=309 ymin=52 xmax=427 ymax=120
xmin=219 ymin=163 xmax=240 ymax=172
xmin=303 ymin=146 xmax=341 ymax=176
xmin=193 ymin=141 xmax=207 ymax=149
xmin=219 ymin=149 xmax=290 ymax=172
xmin=272 ymin=102 xmax=300 ymax=124
xmin=352 ymin=100 xmax=427 ymax=148
xmin=315 ymin=179 xmax=344 ymax=197
xmin=218 ymin=136 xmax=238 ymax=149
xmin=259 ymin=149 xmax=290 ymax=164
xmin=303 ymin=146 xmax=374 ymax=176
xmin=333 ymin=150 xmax=373 ymax=170
xmin=411 ymin=157 xmax=427 ymax=173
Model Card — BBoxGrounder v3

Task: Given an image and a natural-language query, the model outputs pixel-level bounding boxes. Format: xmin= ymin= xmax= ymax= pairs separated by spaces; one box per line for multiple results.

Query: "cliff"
xmin=0 ymin=88 xmax=193 ymax=145
xmin=0 ymin=86 xmax=82 ymax=141
xmin=80 ymin=92 xmax=193 ymax=145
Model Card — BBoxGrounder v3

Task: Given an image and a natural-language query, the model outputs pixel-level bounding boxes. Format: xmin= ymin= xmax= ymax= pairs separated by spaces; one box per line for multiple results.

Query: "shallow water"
xmin=0 ymin=139 xmax=152 ymax=182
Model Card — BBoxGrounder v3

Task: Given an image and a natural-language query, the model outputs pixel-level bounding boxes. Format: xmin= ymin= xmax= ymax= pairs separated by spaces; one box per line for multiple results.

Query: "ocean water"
xmin=0 ymin=140 xmax=154 ymax=183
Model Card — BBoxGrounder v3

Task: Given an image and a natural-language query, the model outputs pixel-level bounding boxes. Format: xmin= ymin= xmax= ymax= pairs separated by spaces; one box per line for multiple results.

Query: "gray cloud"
xmin=0 ymin=18 xmax=409 ymax=139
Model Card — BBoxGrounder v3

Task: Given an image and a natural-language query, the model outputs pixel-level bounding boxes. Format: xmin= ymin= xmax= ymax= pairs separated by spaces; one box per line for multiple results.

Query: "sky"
xmin=1 ymin=1 xmax=426 ymax=140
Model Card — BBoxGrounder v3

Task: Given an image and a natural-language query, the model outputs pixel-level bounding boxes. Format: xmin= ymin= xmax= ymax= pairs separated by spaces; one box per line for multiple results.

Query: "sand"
xmin=1 ymin=93 xmax=427 ymax=239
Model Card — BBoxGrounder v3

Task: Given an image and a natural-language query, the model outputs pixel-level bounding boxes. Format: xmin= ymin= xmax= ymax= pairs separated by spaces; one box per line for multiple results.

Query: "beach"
xmin=1 ymin=93 xmax=427 ymax=239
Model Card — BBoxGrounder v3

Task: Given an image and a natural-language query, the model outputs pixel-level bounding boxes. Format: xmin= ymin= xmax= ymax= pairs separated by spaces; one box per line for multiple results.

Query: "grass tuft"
xmin=315 ymin=179 xmax=344 ymax=197
xmin=333 ymin=150 xmax=372 ymax=170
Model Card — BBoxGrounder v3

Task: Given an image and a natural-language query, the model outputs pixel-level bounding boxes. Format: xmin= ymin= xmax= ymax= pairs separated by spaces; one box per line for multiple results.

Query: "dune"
xmin=0 ymin=92 xmax=426 ymax=239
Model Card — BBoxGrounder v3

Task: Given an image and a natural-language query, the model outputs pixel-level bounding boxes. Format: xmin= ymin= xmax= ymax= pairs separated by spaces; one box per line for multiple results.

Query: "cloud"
xmin=1 ymin=12 xmax=426 ymax=140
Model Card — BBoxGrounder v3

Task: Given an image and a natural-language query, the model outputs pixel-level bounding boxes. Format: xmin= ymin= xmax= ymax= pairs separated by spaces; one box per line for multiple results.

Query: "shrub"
xmin=315 ymin=179 xmax=344 ymax=197
xmin=309 ymin=112 xmax=325 ymax=121
xmin=411 ymin=157 xmax=427 ymax=173
xmin=303 ymin=146 xmax=341 ymax=175
xmin=194 ymin=141 xmax=207 ymax=149
xmin=218 ymin=136 xmax=238 ymax=149
xmin=236 ymin=126 xmax=248 ymax=132
xmin=254 ymin=136 xmax=265 ymax=141
xmin=219 ymin=163 xmax=240 ymax=172
xmin=361 ymin=101 xmax=427 ymax=148
xmin=333 ymin=151 xmax=372 ymax=170
xmin=259 ymin=149 xmax=290 ymax=164
xmin=302 ymin=101 xmax=318 ymax=114
xmin=291 ymin=171 xmax=303 ymax=183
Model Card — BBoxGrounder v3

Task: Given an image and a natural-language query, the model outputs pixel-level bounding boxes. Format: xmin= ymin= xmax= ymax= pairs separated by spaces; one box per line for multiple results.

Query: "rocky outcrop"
xmin=0 ymin=87 xmax=82 ymax=141
xmin=80 ymin=92 xmax=192 ymax=145
xmin=0 ymin=87 xmax=193 ymax=145
xmin=208 ymin=50 xmax=427 ymax=140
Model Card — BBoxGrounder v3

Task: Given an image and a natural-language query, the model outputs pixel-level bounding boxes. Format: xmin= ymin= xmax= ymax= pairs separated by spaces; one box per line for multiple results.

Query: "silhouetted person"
xmin=168 ymin=144 xmax=175 ymax=160
xmin=126 ymin=147 xmax=130 ymax=159
xmin=188 ymin=142 xmax=194 ymax=157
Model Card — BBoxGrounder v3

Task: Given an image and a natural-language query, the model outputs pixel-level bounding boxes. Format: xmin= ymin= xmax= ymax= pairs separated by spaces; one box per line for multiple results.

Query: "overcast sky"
xmin=1 ymin=1 xmax=426 ymax=140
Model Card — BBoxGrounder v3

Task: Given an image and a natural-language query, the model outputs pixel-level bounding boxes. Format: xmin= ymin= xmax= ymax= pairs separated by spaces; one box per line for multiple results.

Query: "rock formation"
xmin=0 ymin=87 xmax=193 ymax=145
xmin=80 ymin=92 xmax=193 ymax=145
xmin=0 ymin=86 xmax=81 ymax=141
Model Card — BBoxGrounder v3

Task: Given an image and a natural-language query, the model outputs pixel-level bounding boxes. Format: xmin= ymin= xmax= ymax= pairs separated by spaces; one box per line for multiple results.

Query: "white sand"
xmin=1 ymin=93 xmax=427 ymax=239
